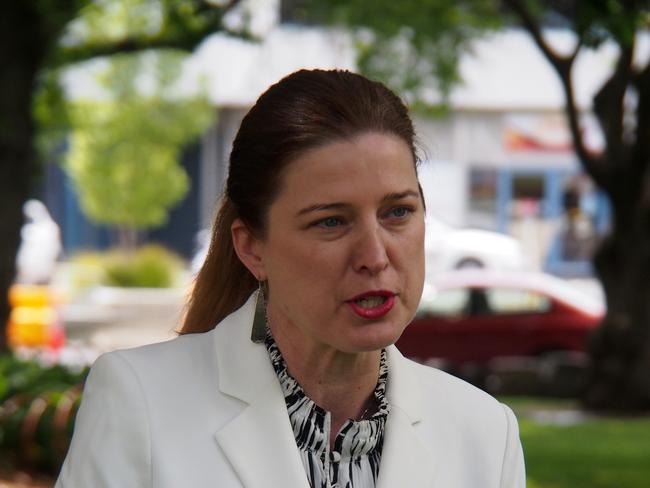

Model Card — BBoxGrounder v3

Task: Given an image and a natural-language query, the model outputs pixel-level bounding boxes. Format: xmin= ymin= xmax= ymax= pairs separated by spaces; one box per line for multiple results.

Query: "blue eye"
xmin=389 ymin=206 xmax=411 ymax=218
xmin=316 ymin=216 xmax=343 ymax=228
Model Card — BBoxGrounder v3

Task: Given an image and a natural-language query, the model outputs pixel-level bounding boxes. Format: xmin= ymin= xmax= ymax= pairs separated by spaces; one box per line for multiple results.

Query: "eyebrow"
xmin=296 ymin=189 xmax=420 ymax=217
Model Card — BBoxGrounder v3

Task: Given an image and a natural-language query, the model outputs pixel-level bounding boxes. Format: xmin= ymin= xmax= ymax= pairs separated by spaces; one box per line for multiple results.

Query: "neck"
xmin=268 ymin=321 xmax=381 ymax=444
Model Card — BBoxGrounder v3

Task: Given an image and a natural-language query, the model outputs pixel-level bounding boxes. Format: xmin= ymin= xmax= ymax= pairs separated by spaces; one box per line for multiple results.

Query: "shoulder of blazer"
xmin=106 ymin=292 xmax=258 ymax=377
xmin=386 ymin=345 xmax=508 ymax=428
xmin=101 ymin=293 xmax=269 ymax=406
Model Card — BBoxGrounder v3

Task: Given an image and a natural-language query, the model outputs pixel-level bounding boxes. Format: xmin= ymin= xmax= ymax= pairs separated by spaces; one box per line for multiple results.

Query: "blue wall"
xmin=37 ymin=143 xmax=202 ymax=259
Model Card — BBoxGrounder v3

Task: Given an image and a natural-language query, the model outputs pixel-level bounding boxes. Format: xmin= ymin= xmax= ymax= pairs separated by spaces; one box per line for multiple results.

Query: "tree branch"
xmin=593 ymin=41 xmax=634 ymax=171
xmin=53 ymin=32 xmax=210 ymax=65
xmin=503 ymin=0 xmax=603 ymax=186
xmin=561 ymin=69 xmax=608 ymax=188
xmin=502 ymin=0 xmax=571 ymax=73
xmin=48 ymin=0 xmax=243 ymax=67
xmin=569 ymin=33 xmax=583 ymax=64
xmin=634 ymin=60 xmax=650 ymax=176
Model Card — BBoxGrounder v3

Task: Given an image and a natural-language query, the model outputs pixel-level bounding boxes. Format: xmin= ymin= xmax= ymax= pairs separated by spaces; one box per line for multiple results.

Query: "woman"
xmin=56 ymin=69 xmax=525 ymax=488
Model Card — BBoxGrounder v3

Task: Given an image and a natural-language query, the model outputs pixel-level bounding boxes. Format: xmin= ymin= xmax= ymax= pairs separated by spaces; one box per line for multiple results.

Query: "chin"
xmin=341 ymin=320 xmax=407 ymax=353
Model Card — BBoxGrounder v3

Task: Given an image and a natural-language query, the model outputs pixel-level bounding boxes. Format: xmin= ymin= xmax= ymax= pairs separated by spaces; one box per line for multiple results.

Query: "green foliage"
xmin=64 ymin=50 xmax=213 ymax=230
xmin=297 ymin=0 xmax=502 ymax=108
xmin=33 ymin=0 xmax=240 ymax=163
xmin=62 ymin=0 xmax=166 ymax=45
xmin=102 ymin=244 xmax=184 ymax=288
xmin=51 ymin=0 xmax=244 ymax=66
xmin=569 ymin=0 xmax=649 ymax=48
xmin=66 ymin=252 xmax=107 ymax=291
xmin=0 ymin=354 xmax=88 ymax=474
xmin=69 ymin=244 xmax=184 ymax=288
xmin=510 ymin=0 xmax=650 ymax=49
xmin=0 ymin=355 xmax=87 ymax=405
xmin=33 ymin=69 xmax=71 ymax=160
xmin=301 ymin=0 xmax=649 ymax=111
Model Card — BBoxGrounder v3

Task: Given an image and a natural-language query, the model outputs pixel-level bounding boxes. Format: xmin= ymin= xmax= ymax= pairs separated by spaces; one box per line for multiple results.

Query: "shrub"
xmin=103 ymin=244 xmax=184 ymax=288
xmin=0 ymin=354 xmax=88 ymax=474
xmin=69 ymin=244 xmax=185 ymax=289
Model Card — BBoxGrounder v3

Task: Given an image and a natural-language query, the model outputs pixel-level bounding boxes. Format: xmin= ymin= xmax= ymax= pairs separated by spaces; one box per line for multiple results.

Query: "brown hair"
xmin=180 ymin=69 xmax=419 ymax=334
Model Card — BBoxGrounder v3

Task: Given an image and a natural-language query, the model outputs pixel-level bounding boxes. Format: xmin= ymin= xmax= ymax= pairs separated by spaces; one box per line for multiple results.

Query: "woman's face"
xmin=253 ymin=132 xmax=425 ymax=354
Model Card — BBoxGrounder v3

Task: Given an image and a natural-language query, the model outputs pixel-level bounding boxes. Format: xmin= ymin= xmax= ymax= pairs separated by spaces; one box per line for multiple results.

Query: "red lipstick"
xmin=347 ymin=290 xmax=395 ymax=319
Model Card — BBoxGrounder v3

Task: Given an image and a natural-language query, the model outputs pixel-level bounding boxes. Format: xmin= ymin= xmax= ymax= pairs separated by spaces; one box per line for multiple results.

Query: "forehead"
xmin=276 ymin=133 xmax=418 ymax=204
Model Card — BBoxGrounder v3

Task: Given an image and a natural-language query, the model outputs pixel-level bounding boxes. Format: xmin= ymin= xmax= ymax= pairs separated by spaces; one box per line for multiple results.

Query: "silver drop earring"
xmin=250 ymin=280 xmax=267 ymax=343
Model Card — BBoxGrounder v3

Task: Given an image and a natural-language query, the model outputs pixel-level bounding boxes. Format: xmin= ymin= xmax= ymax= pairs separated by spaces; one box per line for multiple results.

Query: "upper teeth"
xmin=356 ymin=296 xmax=386 ymax=308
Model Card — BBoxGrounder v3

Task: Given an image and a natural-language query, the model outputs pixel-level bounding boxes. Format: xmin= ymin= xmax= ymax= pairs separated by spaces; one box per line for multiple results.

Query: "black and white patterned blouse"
xmin=265 ymin=332 xmax=390 ymax=488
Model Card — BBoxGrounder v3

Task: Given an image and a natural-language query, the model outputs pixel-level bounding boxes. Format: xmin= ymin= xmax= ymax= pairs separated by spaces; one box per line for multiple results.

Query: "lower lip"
xmin=348 ymin=295 xmax=395 ymax=319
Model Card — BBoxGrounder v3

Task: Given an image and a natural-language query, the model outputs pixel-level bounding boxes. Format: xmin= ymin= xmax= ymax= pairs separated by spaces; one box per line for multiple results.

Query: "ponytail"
xmin=180 ymin=197 xmax=257 ymax=334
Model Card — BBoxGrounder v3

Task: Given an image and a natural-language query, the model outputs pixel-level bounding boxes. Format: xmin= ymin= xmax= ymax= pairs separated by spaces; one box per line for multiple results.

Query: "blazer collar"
xmin=377 ymin=346 xmax=436 ymax=487
xmin=385 ymin=345 xmax=424 ymax=422
xmin=211 ymin=294 xmax=310 ymax=488
xmin=211 ymin=296 xmax=435 ymax=487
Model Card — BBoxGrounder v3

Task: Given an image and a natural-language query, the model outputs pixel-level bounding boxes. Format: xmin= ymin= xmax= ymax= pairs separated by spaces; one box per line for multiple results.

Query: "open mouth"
xmin=347 ymin=291 xmax=395 ymax=319
xmin=354 ymin=295 xmax=388 ymax=309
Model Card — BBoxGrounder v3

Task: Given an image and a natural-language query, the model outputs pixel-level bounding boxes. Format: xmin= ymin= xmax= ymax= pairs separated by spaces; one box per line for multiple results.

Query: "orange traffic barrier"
xmin=7 ymin=284 xmax=65 ymax=350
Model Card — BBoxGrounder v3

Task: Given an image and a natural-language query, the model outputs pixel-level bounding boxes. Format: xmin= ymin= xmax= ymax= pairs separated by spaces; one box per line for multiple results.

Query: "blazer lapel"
xmin=377 ymin=346 xmax=436 ymax=487
xmin=209 ymin=298 xmax=436 ymax=487
xmin=211 ymin=296 xmax=310 ymax=488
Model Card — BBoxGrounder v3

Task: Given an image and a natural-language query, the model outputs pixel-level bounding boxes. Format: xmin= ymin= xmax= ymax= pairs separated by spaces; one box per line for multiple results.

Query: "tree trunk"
xmin=0 ymin=160 xmax=29 ymax=353
xmin=117 ymin=226 xmax=140 ymax=255
xmin=0 ymin=1 xmax=236 ymax=351
xmin=585 ymin=207 xmax=650 ymax=410
xmin=0 ymin=3 xmax=49 ymax=351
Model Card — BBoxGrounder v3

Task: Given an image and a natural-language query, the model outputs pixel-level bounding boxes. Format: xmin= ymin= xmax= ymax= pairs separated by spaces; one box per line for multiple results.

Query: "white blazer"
xmin=56 ymin=294 xmax=525 ymax=488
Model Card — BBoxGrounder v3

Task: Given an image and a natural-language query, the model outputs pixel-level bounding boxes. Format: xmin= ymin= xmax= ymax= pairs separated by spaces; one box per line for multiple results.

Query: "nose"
xmin=352 ymin=223 xmax=390 ymax=275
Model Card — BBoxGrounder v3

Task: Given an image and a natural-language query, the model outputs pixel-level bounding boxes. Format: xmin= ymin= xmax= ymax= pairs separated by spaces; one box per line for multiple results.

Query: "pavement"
xmin=60 ymin=285 xmax=184 ymax=357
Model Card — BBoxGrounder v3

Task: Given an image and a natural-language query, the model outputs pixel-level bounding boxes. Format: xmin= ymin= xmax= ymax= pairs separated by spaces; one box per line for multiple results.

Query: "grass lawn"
xmin=501 ymin=397 xmax=650 ymax=488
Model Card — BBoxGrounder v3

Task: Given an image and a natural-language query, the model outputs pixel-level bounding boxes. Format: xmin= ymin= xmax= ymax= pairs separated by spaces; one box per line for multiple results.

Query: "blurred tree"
xmin=285 ymin=0 xmax=501 ymax=111
xmin=65 ymin=52 xmax=213 ymax=251
xmin=306 ymin=0 xmax=650 ymax=409
xmin=502 ymin=0 xmax=650 ymax=411
xmin=0 ymin=0 xmax=241 ymax=351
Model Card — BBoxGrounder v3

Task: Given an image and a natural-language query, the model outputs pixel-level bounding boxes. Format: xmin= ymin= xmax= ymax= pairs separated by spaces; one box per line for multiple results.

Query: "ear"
xmin=231 ymin=218 xmax=266 ymax=281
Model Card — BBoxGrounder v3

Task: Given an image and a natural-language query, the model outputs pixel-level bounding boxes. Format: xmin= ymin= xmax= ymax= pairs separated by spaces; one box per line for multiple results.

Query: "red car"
xmin=397 ymin=270 xmax=604 ymax=370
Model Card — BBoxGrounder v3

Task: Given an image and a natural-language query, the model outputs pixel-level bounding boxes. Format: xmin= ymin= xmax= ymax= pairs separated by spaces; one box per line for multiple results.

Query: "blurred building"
xmin=41 ymin=3 xmax=646 ymax=276
xmin=414 ymin=29 xmax=620 ymax=275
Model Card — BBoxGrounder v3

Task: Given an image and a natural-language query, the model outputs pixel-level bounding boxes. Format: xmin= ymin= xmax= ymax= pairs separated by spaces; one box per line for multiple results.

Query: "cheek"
xmin=399 ymin=225 xmax=426 ymax=294
xmin=397 ymin=222 xmax=425 ymax=263
xmin=266 ymin=249 xmax=341 ymax=326
xmin=266 ymin=239 xmax=342 ymax=293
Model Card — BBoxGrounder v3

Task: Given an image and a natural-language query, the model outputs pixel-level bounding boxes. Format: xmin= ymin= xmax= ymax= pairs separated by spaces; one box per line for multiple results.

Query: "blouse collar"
xmin=264 ymin=330 xmax=390 ymax=459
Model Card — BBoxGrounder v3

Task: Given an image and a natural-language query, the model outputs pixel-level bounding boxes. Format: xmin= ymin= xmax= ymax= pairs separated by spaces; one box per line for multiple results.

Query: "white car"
xmin=425 ymin=217 xmax=528 ymax=279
